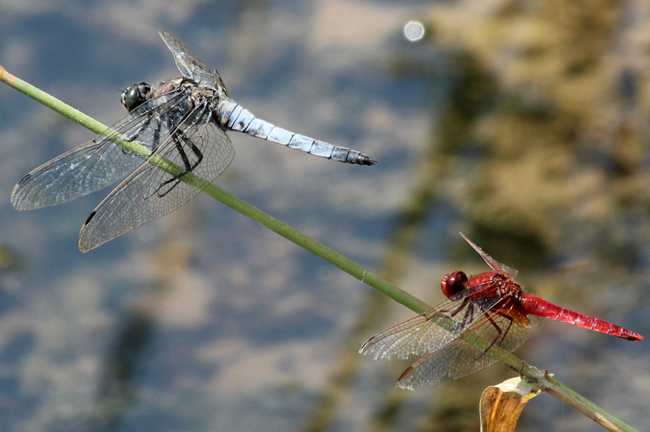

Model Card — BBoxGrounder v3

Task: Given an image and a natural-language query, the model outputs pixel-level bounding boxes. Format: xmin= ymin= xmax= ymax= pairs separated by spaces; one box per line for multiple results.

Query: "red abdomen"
xmin=519 ymin=294 xmax=643 ymax=341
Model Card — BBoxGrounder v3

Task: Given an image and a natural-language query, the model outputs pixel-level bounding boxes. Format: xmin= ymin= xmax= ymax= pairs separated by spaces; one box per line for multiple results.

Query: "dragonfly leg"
xmin=471 ymin=309 xmax=515 ymax=361
xmin=121 ymin=115 xmax=154 ymax=155
xmin=449 ymin=297 xmax=471 ymax=317
xmin=456 ymin=301 xmax=475 ymax=332
xmin=493 ymin=311 xmax=514 ymax=348
xmin=150 ymin=119 xmax=162 ymax=153
xmin=430 ymin=297 xmax=472 ymax=332
xmin=503 ymin=359 xmax=529 ymax=376
xmin=152 ymin=128 xmax=204 ymax=197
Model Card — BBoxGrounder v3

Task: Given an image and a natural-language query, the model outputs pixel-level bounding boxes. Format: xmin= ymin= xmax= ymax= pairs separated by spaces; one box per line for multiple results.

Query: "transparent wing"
xmin=359 ymin=284 xmax=503 ymax=360
xmin=459 ymin=232 xmax=518 ymax=277
xmin=11 ymin=87 xmax=188 ymax=210
xmin=395 ymin=301 xmax=540 ymax=390
xmin=159 ymin=30 xmax=215 ymax=85
xmin=77 ymin=104 xmax=235 ymax=252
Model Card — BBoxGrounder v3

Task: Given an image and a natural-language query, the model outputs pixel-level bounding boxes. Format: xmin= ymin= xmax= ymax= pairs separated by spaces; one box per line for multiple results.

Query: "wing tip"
xmin=83 ymin=210 xmax=97 ymax=226
xmin=395 ymin=367 xmax=416 ymax=390
xmin=10 ymin=175 xmax=34 ymax=210
xmin=359 ymin=336 xmax=377 ymax=354
xmin=77 ymin=211 xmax=99 ymax=253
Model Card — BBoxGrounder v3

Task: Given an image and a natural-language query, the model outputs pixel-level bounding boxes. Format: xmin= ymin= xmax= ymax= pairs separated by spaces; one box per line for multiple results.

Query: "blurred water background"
xmin=0 ymin=0 xmax=648 ymax=431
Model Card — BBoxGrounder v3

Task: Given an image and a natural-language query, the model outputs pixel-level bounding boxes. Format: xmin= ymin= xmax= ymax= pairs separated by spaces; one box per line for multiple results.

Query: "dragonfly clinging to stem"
xmin=360 ymin=233 xmax=643 ymax=389
xmin=11 ymin=30 xmax=376 ymax=252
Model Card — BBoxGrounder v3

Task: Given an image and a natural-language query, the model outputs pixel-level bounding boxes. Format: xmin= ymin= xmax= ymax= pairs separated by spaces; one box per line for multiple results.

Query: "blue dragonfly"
xmin=11 ymin=30 xmax=376 ymax=252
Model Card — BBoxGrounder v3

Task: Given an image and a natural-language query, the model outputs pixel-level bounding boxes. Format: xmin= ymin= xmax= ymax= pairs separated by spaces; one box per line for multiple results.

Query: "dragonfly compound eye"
xmin=441 ymin=271 xmax=468 ymax=298
xmin=120 ymin=82 xmax=153 ymax=112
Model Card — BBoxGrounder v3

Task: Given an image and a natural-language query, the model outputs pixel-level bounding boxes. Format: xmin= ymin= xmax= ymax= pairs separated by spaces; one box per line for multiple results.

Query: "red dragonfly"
xmin=360 ymin=233 xmax=643 ymax=390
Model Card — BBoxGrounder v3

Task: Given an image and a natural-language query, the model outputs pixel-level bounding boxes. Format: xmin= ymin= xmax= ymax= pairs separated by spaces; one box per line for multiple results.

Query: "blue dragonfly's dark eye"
xmin=120 ymin=82 xmax=152 ymax=111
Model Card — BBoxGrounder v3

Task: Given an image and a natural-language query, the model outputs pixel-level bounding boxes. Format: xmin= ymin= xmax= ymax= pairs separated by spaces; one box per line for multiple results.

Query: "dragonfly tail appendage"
xmin=217 ymin=100 xmax=376 ymax=165
xmin=519 ymin=294 xmax=643 ymax=341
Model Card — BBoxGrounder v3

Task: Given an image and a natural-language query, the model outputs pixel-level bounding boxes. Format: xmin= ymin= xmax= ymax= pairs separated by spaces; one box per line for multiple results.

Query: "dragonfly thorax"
xmin=491 ymin=272 xmax=523 ymax=300
xmin=441 ymin=271 xmax=469 ymax=298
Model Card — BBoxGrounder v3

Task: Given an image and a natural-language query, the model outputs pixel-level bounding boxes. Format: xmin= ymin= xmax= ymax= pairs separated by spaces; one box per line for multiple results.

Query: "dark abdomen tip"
xmin=353 ymin=154 xmax=377 ymax=166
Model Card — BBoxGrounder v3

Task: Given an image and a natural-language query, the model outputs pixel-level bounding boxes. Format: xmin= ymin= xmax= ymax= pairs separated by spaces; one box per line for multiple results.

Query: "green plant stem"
xmin=0 ymin=66 xmax=638 ymax=432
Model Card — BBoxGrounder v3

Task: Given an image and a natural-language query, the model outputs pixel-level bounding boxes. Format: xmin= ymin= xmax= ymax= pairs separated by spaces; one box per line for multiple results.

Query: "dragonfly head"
xmin=441 ymin=271 xmax=468 ymax=298
xmin=121 ymin=82 xmax=153 ymax=112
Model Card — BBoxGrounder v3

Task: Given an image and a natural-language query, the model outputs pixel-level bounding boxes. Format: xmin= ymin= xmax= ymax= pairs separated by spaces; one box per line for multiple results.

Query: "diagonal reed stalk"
xmin=0 ymin=66 xmax=638 ymax=432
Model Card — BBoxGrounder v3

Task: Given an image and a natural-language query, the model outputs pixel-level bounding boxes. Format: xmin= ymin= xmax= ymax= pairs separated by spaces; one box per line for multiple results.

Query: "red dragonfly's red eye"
xmin=441 ymin=271 xmax=468 ymax=298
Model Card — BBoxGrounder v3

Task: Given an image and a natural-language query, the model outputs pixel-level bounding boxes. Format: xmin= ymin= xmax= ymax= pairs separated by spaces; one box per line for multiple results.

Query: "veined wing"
xmin=11 ymin=86 xmax=189 ymax=210
xmin=395 ymin=298 xmax=540 ymax=390
xmin=459 ymin=232 xmax=518 ymax=277
xmin=77 ymin=103 xmax=235 ymax=252
xmin=360 ymin=284 xmax=504 ymax=361
xmin=159 ymin=30 xmax=216 ymax=85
